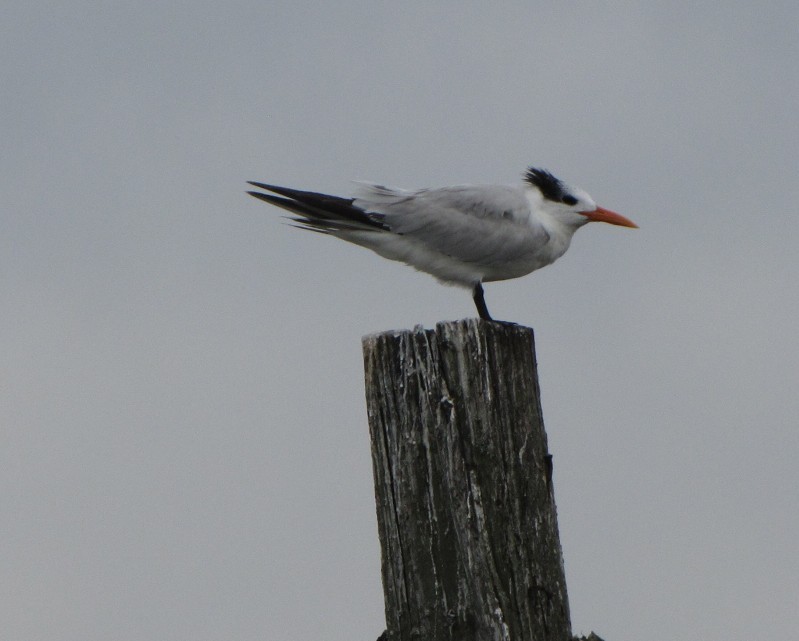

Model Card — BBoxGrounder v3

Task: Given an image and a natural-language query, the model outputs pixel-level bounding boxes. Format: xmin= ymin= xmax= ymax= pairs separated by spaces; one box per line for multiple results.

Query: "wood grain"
xmin=363 ymin=320 xmax=571 ymax=641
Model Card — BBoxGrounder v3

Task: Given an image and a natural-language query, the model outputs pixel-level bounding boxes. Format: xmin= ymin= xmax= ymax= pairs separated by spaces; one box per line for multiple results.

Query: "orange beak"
xmin=580 ymin=206 xmax=638 ymax=228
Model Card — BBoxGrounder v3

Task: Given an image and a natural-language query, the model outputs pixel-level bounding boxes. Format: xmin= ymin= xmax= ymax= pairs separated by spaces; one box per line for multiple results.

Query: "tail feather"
xmin=247 ymin=182 xmax=388 ymax=233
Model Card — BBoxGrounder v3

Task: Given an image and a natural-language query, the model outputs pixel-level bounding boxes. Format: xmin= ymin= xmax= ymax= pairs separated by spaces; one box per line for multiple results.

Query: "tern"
xmin=247 ymin=167 xmax=637 ymax=320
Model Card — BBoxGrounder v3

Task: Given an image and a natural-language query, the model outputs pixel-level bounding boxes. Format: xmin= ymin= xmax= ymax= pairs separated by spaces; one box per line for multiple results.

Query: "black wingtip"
xmin=247 ymin=180 xmax=275 ymax=191
xmin=245 ymin=181 xmax=389 ymax=232
xmin=245 ymin=190 xmax=309 ymax=217
xmin=246 ymin=190 xmax=282 ymax=204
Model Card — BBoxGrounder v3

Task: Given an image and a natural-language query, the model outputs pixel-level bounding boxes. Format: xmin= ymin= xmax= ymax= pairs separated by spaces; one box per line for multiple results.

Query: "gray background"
xmin=3 ymin=2 xmax=797 ymax=640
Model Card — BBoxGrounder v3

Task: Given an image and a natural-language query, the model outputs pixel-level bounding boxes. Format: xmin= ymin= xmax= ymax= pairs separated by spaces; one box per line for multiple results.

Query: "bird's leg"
xmin=472 ymin=283 xmax=493 ymax=321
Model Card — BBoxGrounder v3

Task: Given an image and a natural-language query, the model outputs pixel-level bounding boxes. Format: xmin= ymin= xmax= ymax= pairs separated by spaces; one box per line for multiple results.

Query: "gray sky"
xmin=2 ymin=2 xmax=798 ymax=640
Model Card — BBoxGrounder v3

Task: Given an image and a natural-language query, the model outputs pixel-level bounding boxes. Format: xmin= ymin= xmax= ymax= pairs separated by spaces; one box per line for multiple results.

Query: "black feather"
xmin=246 ymin=182 xmax=389 ymax=231
xmin=524 ymin=167 xmax=567 ymax=202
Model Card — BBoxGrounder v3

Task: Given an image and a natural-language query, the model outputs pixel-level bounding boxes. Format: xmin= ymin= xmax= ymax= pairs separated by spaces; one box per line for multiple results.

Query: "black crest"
xmin=524 ymin=167 xmax=567 ymax=202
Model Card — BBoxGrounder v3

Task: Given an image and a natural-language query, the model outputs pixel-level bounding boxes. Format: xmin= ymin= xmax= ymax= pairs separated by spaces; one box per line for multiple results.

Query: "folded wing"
xmin=353 ymin=183 xmax=549 ymax=266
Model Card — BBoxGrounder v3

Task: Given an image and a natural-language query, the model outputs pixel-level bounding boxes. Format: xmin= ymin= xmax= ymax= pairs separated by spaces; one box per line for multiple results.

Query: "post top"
xmin=362 ymin=319 xmax=534 ymax=345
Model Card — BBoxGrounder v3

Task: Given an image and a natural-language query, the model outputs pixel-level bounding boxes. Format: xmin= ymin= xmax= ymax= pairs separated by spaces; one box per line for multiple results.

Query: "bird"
xmin=247 ymin=167 xmax=637 ymax=321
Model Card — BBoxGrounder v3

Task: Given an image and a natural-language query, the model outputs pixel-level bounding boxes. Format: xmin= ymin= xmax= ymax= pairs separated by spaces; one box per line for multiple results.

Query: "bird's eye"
xmin=561 ymin=195 xmax=578 ymax=206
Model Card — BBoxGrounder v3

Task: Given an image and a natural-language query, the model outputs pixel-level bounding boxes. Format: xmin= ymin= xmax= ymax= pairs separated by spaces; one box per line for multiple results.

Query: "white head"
xmin=524 ymin=167 xmax=638 ymax=230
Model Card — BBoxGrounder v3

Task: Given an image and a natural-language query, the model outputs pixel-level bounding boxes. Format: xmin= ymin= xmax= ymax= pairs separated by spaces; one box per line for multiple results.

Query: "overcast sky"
xmin=2 ymin=2 xmax=798 ymax=640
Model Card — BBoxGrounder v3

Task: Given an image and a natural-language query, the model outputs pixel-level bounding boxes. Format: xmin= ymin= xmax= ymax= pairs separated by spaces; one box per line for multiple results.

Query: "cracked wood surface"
xmin=363 ymin=320 xmax=571 ymax=641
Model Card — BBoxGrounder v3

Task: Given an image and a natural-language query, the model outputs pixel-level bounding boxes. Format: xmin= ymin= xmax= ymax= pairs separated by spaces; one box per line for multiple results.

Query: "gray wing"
xmin=353 ymin=183 xmax=550 ymax=265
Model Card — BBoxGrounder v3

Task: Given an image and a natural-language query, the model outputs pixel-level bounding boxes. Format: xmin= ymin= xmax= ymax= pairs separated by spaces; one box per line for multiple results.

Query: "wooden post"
xmin=362 ymin=320 xmax=572 ymax=641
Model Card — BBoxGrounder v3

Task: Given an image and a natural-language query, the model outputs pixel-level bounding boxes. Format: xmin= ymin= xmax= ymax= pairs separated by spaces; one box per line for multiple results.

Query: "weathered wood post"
xmin=362 ymin=320 xmax=571 ymax=641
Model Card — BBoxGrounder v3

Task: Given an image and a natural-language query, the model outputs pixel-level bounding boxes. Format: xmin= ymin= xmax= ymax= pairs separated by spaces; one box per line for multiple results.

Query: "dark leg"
xmin=472 ymin=283 xmax=493 ymax=321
